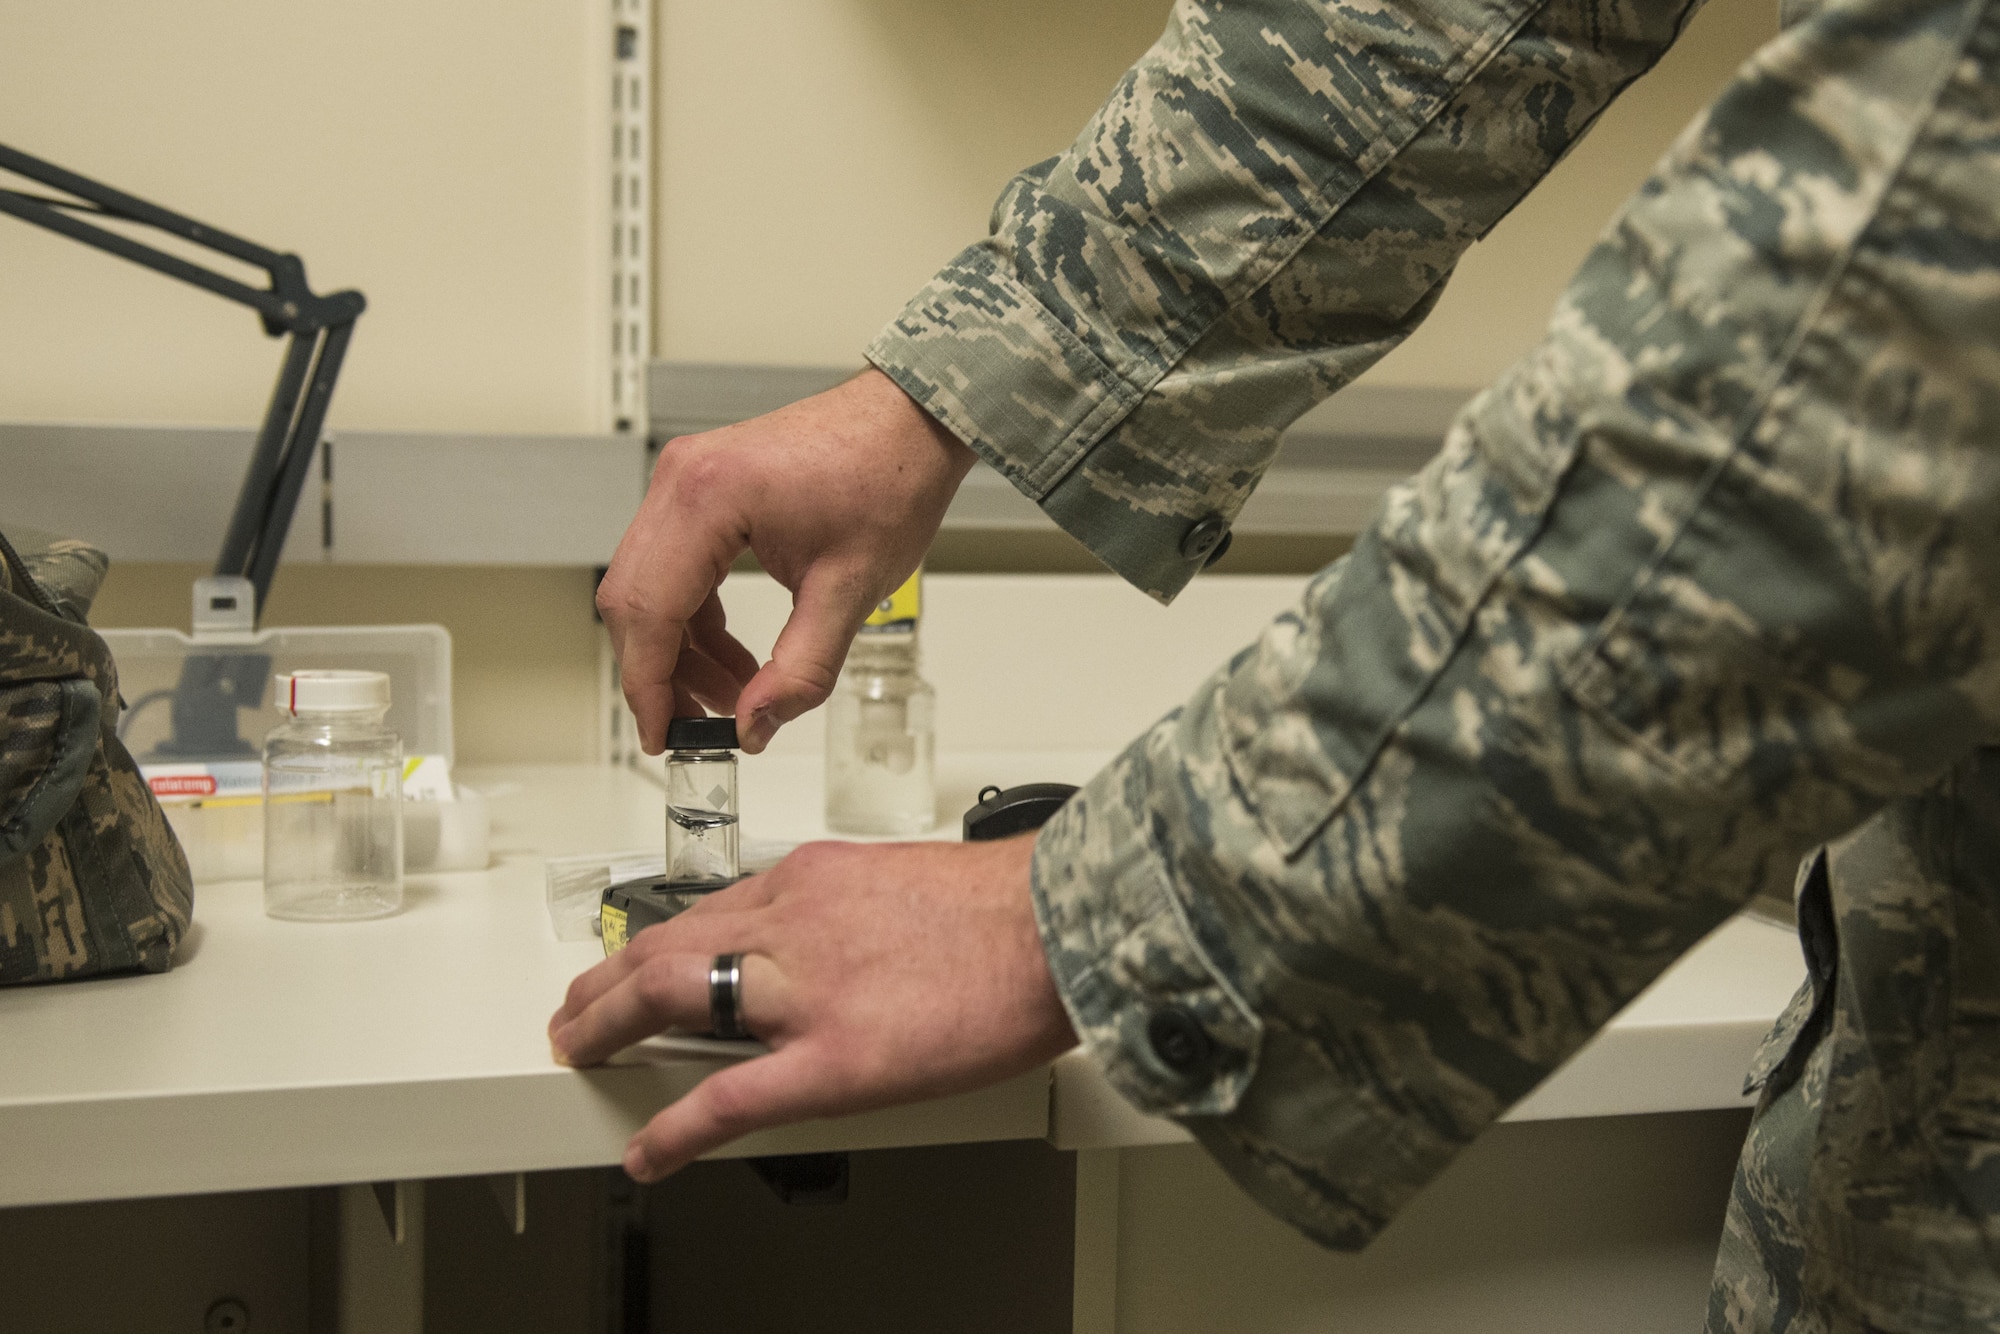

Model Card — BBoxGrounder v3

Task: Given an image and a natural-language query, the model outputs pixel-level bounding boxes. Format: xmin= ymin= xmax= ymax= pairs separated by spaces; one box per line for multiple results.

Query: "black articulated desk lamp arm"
xmin=0 ymin=142 xmax=365 ymax=753
xmin=0 ymin=141 xmax=365 ymax=612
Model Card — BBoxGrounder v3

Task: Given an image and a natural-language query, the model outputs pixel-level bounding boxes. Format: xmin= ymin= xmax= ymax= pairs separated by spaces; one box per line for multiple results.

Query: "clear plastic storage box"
xmin=101 ymin=624 xmax=453 ymax=764
xmin=100 ymin=623 xmax=455 ymax=883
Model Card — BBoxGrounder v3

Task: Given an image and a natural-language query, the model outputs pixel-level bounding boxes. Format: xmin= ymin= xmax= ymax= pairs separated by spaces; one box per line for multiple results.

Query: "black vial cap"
xmin=665 ymin=715 xmax=739 ymax=751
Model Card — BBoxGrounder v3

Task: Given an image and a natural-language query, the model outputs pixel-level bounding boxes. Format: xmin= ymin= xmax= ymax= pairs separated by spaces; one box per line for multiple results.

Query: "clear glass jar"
xmin=664 ymin=716 xmax=739 ymax=884
xmin=825 ymin=632 xmax=936 ymax=835
xmin=263 ymin=670 xmax=403 ymax=921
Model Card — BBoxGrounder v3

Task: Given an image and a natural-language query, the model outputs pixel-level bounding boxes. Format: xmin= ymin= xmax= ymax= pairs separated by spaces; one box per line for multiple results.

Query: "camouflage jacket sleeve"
xmin=1028 ymin=0 xmax=2000 ymax=1252
xmin=866 ymin=0 xmax=1707 ymax=601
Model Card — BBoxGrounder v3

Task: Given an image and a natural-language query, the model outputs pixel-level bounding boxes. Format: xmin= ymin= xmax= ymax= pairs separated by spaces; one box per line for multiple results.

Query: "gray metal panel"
xmin=1285 ymin=383 xmax=1470 ymax=442
xmin=1235 ymin=467 xmax=1417 ymax=534
xmin=329 ymin=432 xmax=643 ymax=565
xmin=0 ymin=366 xmax=1467 ymax=566
xmin=940 ymin=466 xmax=1056 ymax=530
xmin=0 ymin=422 xmax=642 ymax=566
xmin=942 ymin=459 xmax=1420 ymax=535
xmin=647 ymin=361 xmax=853 ymax=438
xmin=1277 ymin=429 xmax=1457 ymax=473
xmin=0 ymin=421 xmax=323 ymax=563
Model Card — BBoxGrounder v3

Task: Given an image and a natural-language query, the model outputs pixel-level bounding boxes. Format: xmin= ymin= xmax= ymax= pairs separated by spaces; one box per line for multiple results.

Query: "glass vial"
xmin=263 ymin=670 xmax=404 ymax=921
xmin=664 ymin=716 xmax=740 ymax=884
xmin=826 ymin=573 xmax=936 ymax=834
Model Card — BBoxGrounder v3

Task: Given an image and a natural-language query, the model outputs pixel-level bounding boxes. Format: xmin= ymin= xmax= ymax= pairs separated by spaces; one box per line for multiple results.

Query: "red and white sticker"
xmin=139 ymin=762 xmax=263 ymax=805
xmin=147 ymin=773 xmax=218 ymax=798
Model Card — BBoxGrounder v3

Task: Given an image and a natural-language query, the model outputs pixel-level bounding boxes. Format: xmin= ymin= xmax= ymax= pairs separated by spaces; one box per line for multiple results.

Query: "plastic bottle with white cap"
xmin=262 ymin=669 xmax=404 ymax=920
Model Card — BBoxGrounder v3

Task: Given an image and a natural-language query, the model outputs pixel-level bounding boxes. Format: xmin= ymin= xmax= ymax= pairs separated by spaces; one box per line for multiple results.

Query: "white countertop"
xmin=0 ymin=756 xmax=1805 ymax=1207
xmin=0 ymin=758 xmax=1079 ymax=1209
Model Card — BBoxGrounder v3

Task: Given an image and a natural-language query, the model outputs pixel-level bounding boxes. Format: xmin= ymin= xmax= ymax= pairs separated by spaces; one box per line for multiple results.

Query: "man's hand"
xmin=548 ymin=835 xmax=1077 ymax=1182
xmin=596 ymin=369 xmax=976 ymax=754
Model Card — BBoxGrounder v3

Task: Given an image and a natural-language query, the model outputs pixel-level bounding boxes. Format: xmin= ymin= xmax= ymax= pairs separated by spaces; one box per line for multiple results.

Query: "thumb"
xmin=735 ymin=568 xmax=876 ymax=753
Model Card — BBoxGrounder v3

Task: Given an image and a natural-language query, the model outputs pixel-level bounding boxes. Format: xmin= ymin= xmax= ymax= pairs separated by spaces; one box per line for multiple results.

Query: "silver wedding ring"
xmin=708 ymin=953 xmax=748 ymax=1041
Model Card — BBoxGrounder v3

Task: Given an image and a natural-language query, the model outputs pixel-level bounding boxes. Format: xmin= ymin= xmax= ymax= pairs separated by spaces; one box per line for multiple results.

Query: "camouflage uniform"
xmin=868 ymin=0 xmax=2000 ymax=1324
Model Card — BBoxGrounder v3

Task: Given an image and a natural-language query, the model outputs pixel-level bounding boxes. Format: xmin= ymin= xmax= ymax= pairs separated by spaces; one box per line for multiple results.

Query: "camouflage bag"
xmin=0 ymin=530 xmax=193 ymax=983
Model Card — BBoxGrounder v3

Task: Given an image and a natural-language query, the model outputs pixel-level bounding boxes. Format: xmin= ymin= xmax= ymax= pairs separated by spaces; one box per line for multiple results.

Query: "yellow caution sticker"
xmin=600 ymin=903 xmax=629 ymax=954
xmin=861 ymin=571 xmax=921 ymax=632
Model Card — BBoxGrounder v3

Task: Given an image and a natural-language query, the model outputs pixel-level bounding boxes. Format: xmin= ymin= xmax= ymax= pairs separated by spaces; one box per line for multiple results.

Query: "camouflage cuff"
xmin=1028 ymin=729 xmax=1263 ymax=1120
xmin=867 ymin=247 xmax=1216 ymax=598
xmin=867 ymin=244 xmax=1145 ymax=499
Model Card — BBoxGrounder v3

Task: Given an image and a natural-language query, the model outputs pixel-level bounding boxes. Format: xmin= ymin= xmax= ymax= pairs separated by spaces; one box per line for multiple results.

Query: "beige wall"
xmin=655 ymin=0 xmax=1778 ymax=388
xmin=23 ymin=0 xmax=1780 ymax=770
xmin=0 ymin=1 xmax=605 ymax=434
xmin=1 ymin=0 xmax=1778 ymax=429
xmin=653 ymin=0 xmax=1172 ymax=366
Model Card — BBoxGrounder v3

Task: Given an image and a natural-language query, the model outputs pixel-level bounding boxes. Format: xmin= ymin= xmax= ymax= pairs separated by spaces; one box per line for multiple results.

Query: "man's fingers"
xmin=550 ymin=942 xmax=642 ymax=1036
xmin=554 ymin=940 xmax=784 ymax=1067
xmin=674 ymin=642 xmax=751 ymax=717
xmin=548 ymin=899 xmax=770 ymax=1045
xmin=624 ymin=1044 xmax=837 ymax=1182
xmin=553 ymin=952 xmax=709 ymax=1066
xmin=614 ymin=618 xmax=688 ymax=756
xmin=672 ymin=872 xmax=782 ymax=919
xmin=688 ymin=592 xmax=761 ymax=690
xmin=613 ymin=596 xmax=755 ymax=749
xmin=599 ymin=467 xmax=745 ymax=752
xmin=735 ymin=569 xmax=879 ymax=753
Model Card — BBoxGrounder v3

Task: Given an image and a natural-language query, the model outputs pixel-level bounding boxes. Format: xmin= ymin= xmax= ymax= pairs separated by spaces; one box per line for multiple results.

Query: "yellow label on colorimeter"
xmin=862 ymin=571 xmax=921 ymax=631
xmin=600 ymin=903 xmax=629 ymax=954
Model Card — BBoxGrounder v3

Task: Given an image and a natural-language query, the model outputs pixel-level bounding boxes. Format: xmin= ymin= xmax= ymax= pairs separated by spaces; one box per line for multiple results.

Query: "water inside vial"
xmin=665 ymin=804 xmax=738 ymax=883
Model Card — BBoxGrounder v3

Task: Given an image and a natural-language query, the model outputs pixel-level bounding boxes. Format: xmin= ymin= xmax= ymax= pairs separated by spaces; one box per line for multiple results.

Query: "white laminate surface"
xmin=0 ymin=757 xmax=1100 ymax=1209
xmin=0 ymin=751 xmax=1805 ymax=1205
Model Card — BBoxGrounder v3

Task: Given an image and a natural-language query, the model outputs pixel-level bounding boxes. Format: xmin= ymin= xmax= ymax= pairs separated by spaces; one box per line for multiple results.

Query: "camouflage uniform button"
xmin=1180 ymin=516 xmax=1229 ymax=563
xmin=1147 ymin=1005 xmax=1214 ymax=1076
